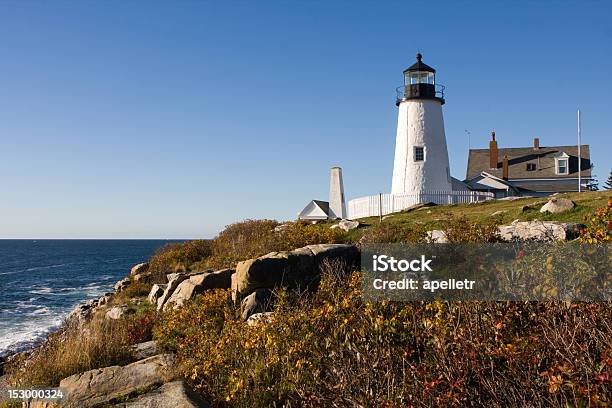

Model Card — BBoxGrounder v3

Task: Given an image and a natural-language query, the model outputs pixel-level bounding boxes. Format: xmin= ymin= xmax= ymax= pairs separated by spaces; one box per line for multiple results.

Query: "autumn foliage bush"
xmin=580 ymin=198 xmax=612 ymax=243
xmin=155 ymin=270 xmax=612 ymax=407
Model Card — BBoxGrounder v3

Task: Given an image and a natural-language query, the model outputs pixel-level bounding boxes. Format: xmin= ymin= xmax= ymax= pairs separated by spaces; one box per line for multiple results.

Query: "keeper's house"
xmin=465 ymin=133 xmax=592 ymax=198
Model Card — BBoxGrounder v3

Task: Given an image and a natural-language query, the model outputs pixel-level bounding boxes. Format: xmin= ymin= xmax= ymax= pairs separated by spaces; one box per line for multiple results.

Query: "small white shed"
xmin=298 ymin=200 xmax=330 ymax=221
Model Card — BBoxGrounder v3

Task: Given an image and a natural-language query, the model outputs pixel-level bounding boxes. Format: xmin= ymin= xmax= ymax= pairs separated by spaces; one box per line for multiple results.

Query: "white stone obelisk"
xmin=391 ymin=54 xmax=452 ymax=195
xmin=328 ymin=167 xmax=346 ymax=219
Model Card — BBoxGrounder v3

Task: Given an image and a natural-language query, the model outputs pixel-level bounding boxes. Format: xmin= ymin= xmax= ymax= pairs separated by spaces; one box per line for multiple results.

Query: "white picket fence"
xmin=347 ymin=191 xmax=494 ymax=219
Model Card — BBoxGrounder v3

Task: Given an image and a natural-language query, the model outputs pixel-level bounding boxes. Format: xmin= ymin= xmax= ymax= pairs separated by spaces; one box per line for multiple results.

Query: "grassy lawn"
xmin=343 ymin=190 xmax=611 ymax=241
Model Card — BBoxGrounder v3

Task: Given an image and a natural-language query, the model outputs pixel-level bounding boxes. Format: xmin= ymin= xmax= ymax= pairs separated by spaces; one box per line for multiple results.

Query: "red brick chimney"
xmin=533 ymin=137 xmax=540 ymax=150
xmin=502 ymin=155 xmax=509 ymax=180
xmin=489 ymin=131 xmax=498 ymax=169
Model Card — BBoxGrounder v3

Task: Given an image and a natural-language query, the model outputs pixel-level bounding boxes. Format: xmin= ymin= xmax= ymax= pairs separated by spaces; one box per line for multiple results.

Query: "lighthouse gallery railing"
xmin=347 ymin=190 xmax=494 ymax=220
xmin=396 ymin=84 xmax=445 ymax=101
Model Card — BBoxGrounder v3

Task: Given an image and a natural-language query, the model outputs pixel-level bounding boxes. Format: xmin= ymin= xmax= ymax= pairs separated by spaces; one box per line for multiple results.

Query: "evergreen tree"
xmin=604 ymin=170 xmax=612 ymax=190
xmin=585 ymin=178 xmax=599 ymax=191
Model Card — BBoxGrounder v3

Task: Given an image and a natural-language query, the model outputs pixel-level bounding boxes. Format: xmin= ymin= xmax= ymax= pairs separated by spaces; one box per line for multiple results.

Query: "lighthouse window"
xmin=414 ymin=146 xmax=425 ymax=162
xmin=406 ymin=71 xmax=434 ymax=85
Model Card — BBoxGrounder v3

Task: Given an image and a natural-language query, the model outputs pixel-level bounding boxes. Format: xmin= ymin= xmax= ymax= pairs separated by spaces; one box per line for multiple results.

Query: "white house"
xmin=465 ymin=134 xmax=592 ymax=197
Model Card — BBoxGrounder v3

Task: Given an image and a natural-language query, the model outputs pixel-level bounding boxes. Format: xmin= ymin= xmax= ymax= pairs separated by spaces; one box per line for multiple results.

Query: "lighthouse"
xmin=391 ymin=53 xmax=452 ymax=195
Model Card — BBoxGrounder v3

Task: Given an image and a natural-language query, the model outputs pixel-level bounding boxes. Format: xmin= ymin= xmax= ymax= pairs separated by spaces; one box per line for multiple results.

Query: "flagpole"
xmin=578 ymin=109 xmax=582 ymax=193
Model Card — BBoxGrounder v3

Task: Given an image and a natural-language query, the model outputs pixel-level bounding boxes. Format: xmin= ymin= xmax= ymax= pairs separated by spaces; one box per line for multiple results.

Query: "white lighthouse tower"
xmin=391 ymin=53 xmax=452 ymax=195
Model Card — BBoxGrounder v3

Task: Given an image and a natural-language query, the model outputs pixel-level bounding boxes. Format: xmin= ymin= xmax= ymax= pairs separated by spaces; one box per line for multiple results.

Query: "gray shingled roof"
xmin=466 ymin=145 xmax=591 ymax=180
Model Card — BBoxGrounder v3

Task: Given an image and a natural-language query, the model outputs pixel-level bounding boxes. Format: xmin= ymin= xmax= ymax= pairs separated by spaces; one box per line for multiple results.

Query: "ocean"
xmin=0 ymin=240 xmax=178 ymax=357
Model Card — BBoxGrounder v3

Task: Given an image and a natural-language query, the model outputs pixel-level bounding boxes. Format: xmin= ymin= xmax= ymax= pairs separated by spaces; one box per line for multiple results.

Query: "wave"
xmin=25 ymin=263 xmax=68 ymax=272
xmin=0 ymin=316 xmax=64 ymax=358
xmin=30 ymin=307 xmax=51 ymax=315
xmin=0 ymin=270 xmax=18 ymax=276
xmin=28 ymin=287 xmax=54 ymax=295
xmin=0 ymin=263 xmax=71 ymax=276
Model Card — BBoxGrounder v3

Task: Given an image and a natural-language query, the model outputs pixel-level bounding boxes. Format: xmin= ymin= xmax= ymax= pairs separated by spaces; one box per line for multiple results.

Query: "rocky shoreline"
xmin=3 ymin=243 xmax=361 ymax=407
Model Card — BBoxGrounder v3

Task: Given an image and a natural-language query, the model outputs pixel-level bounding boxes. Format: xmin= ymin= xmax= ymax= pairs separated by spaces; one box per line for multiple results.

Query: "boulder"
xmin=132 ymin=273 xmax=151 ymax=283
xmin=130 ymin=262 xmax=150 ymax=276
xmin=58 ymin=354 xmax=176 ymax=407
xmin=97 ymin=293 xmax=112 ymax=306
xmin=540 ymin=197 xmax=575 ymax=214
xmin=337 ymin=219 xmax=360 ymax=232
xmin=232 ymin=248 xmax=315 ymax=302
xmin=491 ymin=210 xmax=506 ymax=216
xmin=305 ymin=244 xmax=359 ymax=272
xmin=240 ymin=289 xmax=273 ymax=321
xmin=232 ymin=244 xmax=359 ymax=302
xmin=118 ymin=380 xmax=208 ymax=408
xmin=426 ymin=230 xmax=449 ymax=243
xmin=246 ymin=312 xmax=274 ymax=327
xmin=163 ymin=269 xmax=234 ymax=310
xmin=67 ymin=303 xmax=95 ymax=325
xmin=498 ymin=220 xmax=584 ymax=242
xmin=157 ymin=274 xmax=188 ymax=311
xmin=114 ymin=277 xmax=131 ymax=293
xmin=105 ymin=305 xmax=128 ymax=320
xmin=131 ymin=340 xmax=158 ymax=360
xmin=147 ymin=284 xmax=167 ymax=305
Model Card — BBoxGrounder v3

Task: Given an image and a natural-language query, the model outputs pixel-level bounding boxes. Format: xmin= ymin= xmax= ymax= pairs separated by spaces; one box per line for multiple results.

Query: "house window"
xmin=526 ymin=163 xmax=536 ymax=171
xmin=557 ymin=158 xmax=568 ymax=175
xmin=414 ymin=146 xmax=424 ymax=162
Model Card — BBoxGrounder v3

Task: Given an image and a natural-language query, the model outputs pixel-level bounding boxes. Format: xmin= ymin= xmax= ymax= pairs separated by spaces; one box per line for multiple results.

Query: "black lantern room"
xmin=396 ymin=53 xmax=445 ymax=106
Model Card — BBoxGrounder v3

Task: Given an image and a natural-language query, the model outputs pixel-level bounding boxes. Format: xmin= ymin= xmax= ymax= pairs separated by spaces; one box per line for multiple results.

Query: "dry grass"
xmin=7 ymin=317 xmax=133 ymax=387
xmin=6 ymin=305 xmax=157 ymax=388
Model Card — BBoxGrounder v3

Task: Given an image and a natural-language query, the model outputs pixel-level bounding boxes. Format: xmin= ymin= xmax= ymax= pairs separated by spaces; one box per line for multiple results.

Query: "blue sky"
xmin=0 ymin=1 xmax=610 ymax=239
